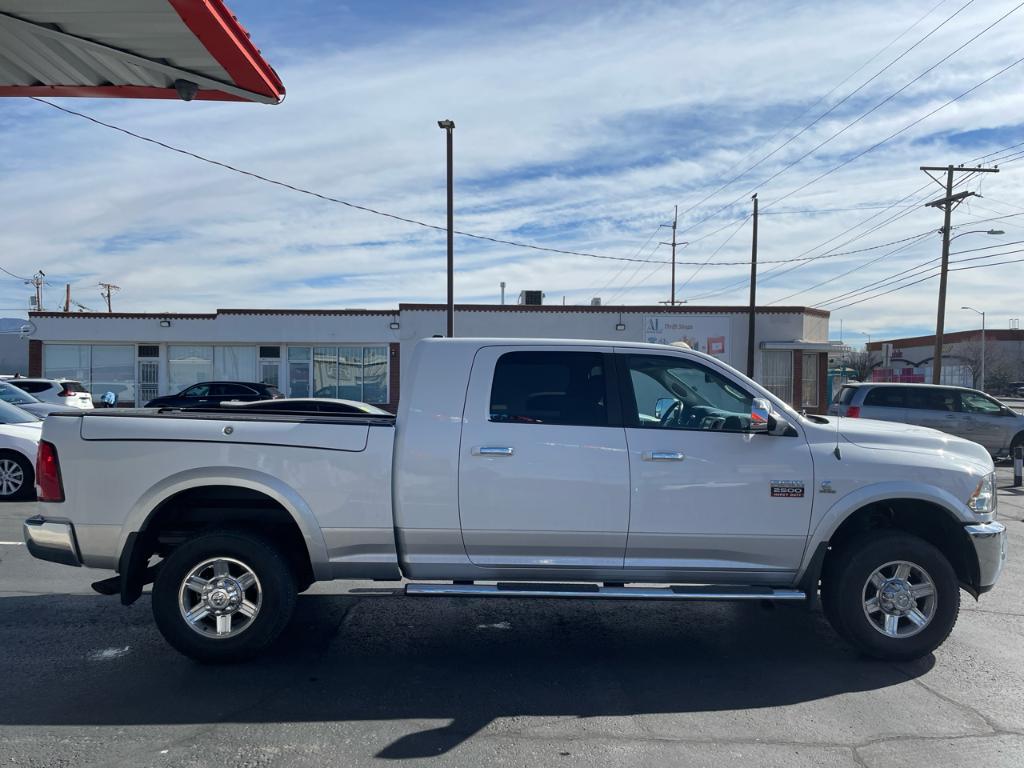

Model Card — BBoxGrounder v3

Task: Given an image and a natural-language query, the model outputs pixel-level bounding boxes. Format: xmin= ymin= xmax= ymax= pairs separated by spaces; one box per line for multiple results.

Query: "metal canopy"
xmin=0 ymin=0 xmax=284 ymax=103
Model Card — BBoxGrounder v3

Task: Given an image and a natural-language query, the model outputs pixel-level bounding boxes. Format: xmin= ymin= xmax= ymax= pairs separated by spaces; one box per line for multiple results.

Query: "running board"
xmin=404 ymin=582 xmax=806 ymax=601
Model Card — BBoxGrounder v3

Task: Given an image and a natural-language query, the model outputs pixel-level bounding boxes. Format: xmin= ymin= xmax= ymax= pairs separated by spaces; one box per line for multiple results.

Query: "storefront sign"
xmin=643 ymin=316 xmax=731 ymax=360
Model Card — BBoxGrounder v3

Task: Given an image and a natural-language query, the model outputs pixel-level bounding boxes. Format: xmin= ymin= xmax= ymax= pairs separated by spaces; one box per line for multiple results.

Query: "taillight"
xmin=846 ymin=406 xmax=861 ymax=418
xmin=36 ymin=441 xmax=65 ymax=502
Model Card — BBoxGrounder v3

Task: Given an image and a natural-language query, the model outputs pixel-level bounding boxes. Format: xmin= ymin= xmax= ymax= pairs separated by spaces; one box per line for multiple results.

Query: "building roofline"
xmin=868 ymin=329 xmax=1024 ymax=349
xmin=28 ymin=308 xmax=398 ymax=320
xmin=28 ymin=304 xmax=829 ymax=320
xmin=398 ymin=303 xmax=830 ymax=317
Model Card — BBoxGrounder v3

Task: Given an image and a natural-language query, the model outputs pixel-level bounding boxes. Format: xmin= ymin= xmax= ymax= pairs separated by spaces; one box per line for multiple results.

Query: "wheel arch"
xmin=816 ymin=495 xmax=981 ymax=598
xmin=116 ymin=467 xmax=329 ymax=604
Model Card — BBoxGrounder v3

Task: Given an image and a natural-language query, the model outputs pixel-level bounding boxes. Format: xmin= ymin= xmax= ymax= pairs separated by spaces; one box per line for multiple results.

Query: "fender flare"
xmin=116 ymin=466 xmax=330 ymax=604
xmin=797 ymin=481 xmax=973 ymax=578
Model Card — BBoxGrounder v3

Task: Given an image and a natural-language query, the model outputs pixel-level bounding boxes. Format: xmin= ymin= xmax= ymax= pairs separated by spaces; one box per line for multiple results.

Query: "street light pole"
xmin=961 ymin=306 xmax=986 ymax=391
xmin=438 ymin=119 xmax=455 ymax=337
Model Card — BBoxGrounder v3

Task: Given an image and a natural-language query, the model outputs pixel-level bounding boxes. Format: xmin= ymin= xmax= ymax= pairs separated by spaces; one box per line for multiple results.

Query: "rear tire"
xmin=152 ymin=530 xmax=296 ymax=662
xmin=822 ymin=531 xmax=960 ymax=661
xmin=0 ymin=452 xmax=34 ymax=501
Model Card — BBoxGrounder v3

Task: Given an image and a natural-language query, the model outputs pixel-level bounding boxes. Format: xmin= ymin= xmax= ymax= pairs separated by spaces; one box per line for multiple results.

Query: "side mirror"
xmin=750 ymin=398 xmax=770 ymax=432
xmin=655 ymin=397 xmax=678 ymax=420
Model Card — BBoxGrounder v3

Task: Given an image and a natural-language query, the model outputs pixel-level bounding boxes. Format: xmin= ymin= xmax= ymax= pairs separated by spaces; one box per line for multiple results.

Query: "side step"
xmin=404 ymin=582 xmax=805 ymax=601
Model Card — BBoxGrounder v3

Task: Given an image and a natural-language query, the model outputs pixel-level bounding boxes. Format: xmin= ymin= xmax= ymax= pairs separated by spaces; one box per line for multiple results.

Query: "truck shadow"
xmin=0 ymin=592 xmax=932 ymax=759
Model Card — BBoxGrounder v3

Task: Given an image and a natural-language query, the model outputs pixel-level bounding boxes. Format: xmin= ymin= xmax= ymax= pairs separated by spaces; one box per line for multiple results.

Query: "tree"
xmin=845 ymin=349 xmax=873 ymax=381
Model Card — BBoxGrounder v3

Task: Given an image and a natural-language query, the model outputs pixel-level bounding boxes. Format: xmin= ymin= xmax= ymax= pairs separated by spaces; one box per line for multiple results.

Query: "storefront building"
xmin=26 ymin=304 xmax=835 ymax=412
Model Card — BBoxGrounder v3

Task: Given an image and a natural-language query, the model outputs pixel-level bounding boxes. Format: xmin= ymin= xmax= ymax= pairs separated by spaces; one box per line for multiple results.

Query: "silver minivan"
xmin=829 ymin=383 xmax=1024 ymax=459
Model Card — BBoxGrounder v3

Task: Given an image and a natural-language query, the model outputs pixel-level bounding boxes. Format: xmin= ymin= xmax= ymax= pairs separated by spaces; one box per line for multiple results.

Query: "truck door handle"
xmin=473 ymin=446 xmax=514 ymax=456
xmin=642 ymin=451 xmax=686 ymax=461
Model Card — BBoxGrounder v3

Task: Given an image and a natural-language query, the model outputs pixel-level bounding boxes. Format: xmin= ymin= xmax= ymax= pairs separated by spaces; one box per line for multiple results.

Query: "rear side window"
xmin=61 ymin=381 xmax=87 ymax=393
xmin=863 ymin=387 xmax=906 ymax=408
xmin=12 ymin=381 xmax=49 ymax=394
xmin=905 ymin=388 xmax=957 ymax=411
xmin=837 ymin=386 xmax=857 ymax=405
xmin=489 ymin=351 xmax=609 ymax=427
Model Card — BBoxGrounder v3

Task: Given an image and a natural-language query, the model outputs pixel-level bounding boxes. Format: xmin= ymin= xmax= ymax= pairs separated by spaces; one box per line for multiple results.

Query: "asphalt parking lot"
xmin=0 ymin=467 xmax=1021 ymax=768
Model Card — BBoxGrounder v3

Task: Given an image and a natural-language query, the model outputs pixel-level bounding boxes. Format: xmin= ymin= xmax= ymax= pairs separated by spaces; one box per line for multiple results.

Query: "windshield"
xmin=0 ymin=399 xmax=40 ymax=424
xmin=0 ymin=382 xmax=39 ymax=406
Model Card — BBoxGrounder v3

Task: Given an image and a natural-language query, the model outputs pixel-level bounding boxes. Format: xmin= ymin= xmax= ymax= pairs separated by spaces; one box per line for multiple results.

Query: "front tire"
xmin=822 ymin=531 xmax=960 ymax=661
xmin=152 ymin=530 xmax=296 ymax=662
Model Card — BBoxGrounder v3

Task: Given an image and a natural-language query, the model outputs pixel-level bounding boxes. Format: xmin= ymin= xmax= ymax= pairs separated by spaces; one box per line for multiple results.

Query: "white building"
xmin=26 ymin=303 xmax=834 ymax=412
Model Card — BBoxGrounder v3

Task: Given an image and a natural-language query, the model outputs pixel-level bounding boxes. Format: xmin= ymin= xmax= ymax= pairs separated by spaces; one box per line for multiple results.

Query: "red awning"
xmin=0 ymin=0 xmax=284 ymax=104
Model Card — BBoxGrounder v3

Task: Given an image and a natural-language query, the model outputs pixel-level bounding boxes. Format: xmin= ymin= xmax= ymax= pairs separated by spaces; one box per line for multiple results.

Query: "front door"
xmin=457 ymin=346 xmax=630 ymax=568
xmin=618 ymin=351 xmax=815 ymax=575
xmin=957 ymin=389 xmax=1010 ymax=453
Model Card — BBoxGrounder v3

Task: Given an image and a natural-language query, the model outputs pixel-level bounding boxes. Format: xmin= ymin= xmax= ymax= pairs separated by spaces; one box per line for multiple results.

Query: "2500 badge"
xmin=770 ymin=481 xmax=805 ymax=498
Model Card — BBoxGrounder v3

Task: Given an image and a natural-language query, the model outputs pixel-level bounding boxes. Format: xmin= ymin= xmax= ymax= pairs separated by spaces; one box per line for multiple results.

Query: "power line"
xmin=29 ymin=97 xmax=644 ymax=267
xmin=669 ymin=0 xmax=970 ymax=237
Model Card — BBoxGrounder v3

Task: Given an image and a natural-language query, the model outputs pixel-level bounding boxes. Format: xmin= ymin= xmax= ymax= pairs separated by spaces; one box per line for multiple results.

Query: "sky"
xmin=1 ymin=0 xmax=1023 ymax=344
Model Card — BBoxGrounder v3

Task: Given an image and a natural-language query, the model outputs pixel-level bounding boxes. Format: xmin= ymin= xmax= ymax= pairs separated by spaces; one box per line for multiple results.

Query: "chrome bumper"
xmin=23 ymin=515 xmax=81 ymax=567
xmin=965 ymin=521 xmax=1006 ymax=589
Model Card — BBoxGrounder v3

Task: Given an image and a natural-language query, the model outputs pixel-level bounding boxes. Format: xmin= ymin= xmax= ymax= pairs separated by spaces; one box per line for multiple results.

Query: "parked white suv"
xmin=8 ymin=379 xmax=94 ymax=410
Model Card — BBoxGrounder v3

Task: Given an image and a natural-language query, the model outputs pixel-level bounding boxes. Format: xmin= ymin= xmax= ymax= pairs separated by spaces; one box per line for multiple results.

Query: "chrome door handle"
xmin=642 ymin=451 xmax=686 ymax=461
xmin=473 ymin=446 xmax=514 ymax=456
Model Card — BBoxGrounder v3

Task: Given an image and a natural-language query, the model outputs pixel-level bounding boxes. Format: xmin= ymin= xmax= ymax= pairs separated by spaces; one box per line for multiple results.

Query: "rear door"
xmin=859 ymin=386 xmax=908 ymax=423
xmin=904 ymin=387 xmax=963 ymax=435
xmin=457 ymin=346 xmax=630 ymax=568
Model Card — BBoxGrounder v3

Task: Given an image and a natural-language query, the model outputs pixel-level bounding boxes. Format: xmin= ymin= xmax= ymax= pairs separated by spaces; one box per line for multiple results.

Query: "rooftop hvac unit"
xmin=518 ymin=290 xmax=544 ymax=306
xmin=591 ymin=297 xmax=602 ymax=306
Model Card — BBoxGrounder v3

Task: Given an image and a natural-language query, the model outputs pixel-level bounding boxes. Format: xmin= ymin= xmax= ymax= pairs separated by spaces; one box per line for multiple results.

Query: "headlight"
xmin=967 ymin=473 xmax=997 ymax=521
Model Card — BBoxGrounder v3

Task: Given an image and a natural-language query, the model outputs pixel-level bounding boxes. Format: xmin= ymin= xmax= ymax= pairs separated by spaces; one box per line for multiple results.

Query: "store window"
xmin=214 ymin=346 xmax=257 ymax=382
xmin=44 ymin=344 xmax=136 ymax=403
xmin=761 ymin=350 xmax=793 ymax=405
xmin=289 ymin=345 xmax=388 ymax=403
xmin=168 ymin=346 xmax=213 ymax=394
xmin=801 ymin=352 xmax=818 ymax=409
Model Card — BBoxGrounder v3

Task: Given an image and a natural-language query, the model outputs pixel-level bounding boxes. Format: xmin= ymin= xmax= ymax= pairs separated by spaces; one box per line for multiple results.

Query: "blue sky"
xmin=1 ymin=0 xmax=1023 ymax=343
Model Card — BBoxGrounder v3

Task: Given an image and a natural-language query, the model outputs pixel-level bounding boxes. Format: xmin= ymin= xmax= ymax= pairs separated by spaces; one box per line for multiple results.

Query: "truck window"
xmin=489 ymin=351 xmax=609 ymax=427
xmin=622 ymin=354 xmax=753 ymax=432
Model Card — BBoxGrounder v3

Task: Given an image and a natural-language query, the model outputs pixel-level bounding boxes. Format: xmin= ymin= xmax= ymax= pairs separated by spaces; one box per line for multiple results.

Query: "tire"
xmin=822 ymin=530 xmax=960 ymax=661
xmin=152 ymin=530 xmax=297 ymax=662
xmin=0 ymin=452 xmax=34 ymax=501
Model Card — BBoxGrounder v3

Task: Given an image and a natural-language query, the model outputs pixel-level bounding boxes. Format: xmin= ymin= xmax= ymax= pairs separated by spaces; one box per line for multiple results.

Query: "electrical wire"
xmin=670 ymin=0 xmax=970 ymax=236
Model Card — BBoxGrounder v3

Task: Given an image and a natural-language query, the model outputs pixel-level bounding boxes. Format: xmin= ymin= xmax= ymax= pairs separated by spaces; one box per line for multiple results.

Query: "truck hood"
xmin=828 ymin=416 xmax=992 ymax=471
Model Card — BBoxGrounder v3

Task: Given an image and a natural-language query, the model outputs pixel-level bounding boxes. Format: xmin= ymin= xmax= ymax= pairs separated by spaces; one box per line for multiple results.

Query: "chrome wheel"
xmin=178 ymin=557 xmax=262 ymax=639
xmin=0 ymin=458 xmax=25 ymax=497
xmin=862 ymin=560 xmax=936 ymax=639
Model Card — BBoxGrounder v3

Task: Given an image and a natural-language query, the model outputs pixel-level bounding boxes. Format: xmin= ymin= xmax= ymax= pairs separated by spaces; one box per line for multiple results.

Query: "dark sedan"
xmin=145 ymin=381 xmax=283 ymax=408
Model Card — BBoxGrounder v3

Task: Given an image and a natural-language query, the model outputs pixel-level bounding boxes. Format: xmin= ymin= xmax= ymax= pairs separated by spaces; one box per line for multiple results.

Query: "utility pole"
xmin=98 ymin=282 xmax=120 ymax=313
xmin=746 ymin=193 xmax=758 ymax=378
xmin=26 ymin=271 xmax=44 ymax=311
xmin=658 ymin=206 xmax=687 ymax=305
xmin=64 ymin=284 xmax=71 ymax=313
xmin=437 ymin=119 xmax=455 ymax=337
xmin=920 ymin=164 xmax=998 ymax=384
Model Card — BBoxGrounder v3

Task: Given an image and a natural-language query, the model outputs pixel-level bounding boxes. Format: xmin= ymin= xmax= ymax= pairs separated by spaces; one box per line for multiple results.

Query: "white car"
xmin=8 ymin=378 xmax=94 ymax=410
xmin=0 ymin=400 xmax=41 ymax=499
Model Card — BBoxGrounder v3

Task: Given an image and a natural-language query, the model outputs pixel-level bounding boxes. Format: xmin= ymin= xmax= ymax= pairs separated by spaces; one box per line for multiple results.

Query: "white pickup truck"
xmin=24 ymin=338 xmax=1006 ymax=662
